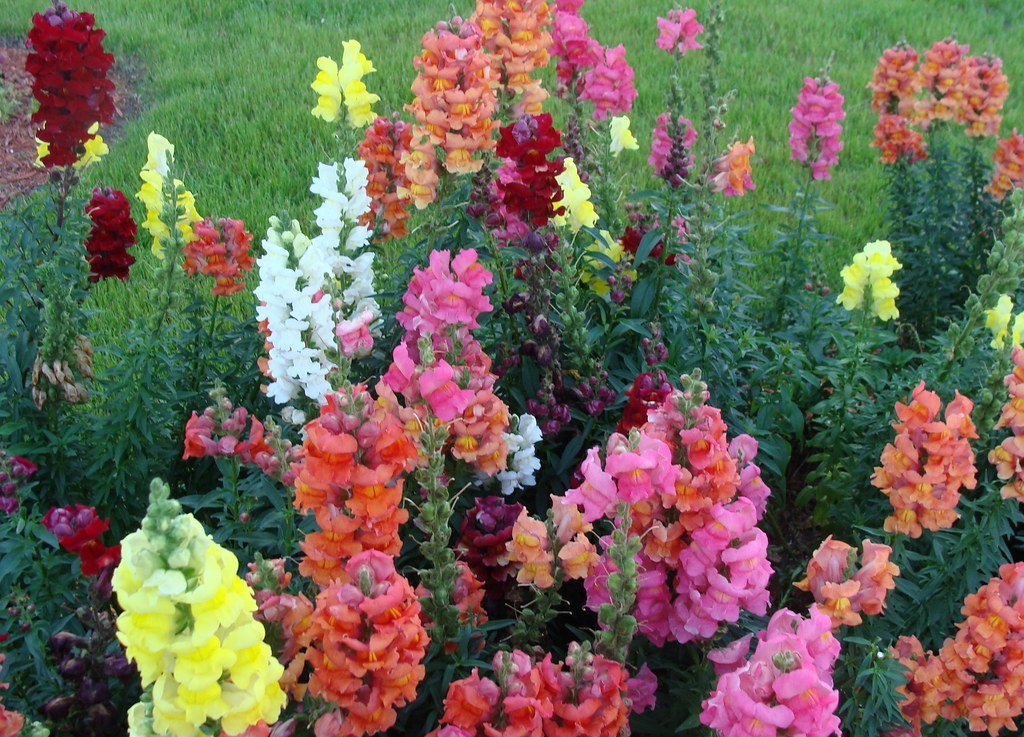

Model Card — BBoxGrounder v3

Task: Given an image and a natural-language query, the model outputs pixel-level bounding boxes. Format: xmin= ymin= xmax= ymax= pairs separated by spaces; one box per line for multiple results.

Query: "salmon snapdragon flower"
xmin=793 ymin=536 xmax=899 ymax=628
xmin=987 ymin=129 xmax=1024 ymax=201
xmin=182 ymin=217 xmax=255 ymax=297
xmin=307 ymin=551 xmax=428 ymax=737
xmin=710 ymin=137 xmax=756 ymax=197
xmin=872 ymin=382 xmax=978 ymax=538
xmin=868 ymin=43 xmax=921 ymax=118
xmin=506 ymin=496 xmax=598 ymax=589
xmin=961 ymin=53 xmax=1009 ymax=137
xmin=471 ymin=0 xmax=553 ymax=115
xmin=358 ymin=115 xmax=414 ymax=241
xmin=989 ymin=347 xmax=1024 ymax=502
xmin=872 ymin=114 xmax=927 ymax=165
xmin=407 ymin=17 xmax=497 ymax=176
xmin=914 ymin=37 xmax=971 ymax=127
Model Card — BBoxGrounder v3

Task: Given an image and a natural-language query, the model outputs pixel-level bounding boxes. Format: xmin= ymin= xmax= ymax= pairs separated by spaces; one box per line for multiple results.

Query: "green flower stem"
xmin=595 ymin=501 xmax=640 ymax=663
xmin=974 ymin=349 xmax=1012 ymax=443
xmin=414 ymin=416 xmax=461 ymax=644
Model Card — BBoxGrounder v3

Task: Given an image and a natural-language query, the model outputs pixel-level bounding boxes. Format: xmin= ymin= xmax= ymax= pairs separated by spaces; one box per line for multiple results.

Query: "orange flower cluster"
xmin=868 ymin=43 xmax=921 ymax=117
xmin=793 ymin=536 xmax=899 ymax=628
xmin=358 ymin=115 xmax=414 ymax=241
xmin=872 ymin=113 xmax=927 ymax=164
xmin=451 ymin=389 xmax=510 ymax=476
xmin=962 ymin=54 xmax=1009 ymax=137
xmin=895 ymin=563 xmax=1024 ymax=736
xmin=471 ymin=0 xmax=553 ymax=115
xmin=182 ymin=217 xmax=255 ymax=296
xmin=428 ymin=646 xmax=629 ymax=737
xmin=307 ymin=551 xmax=428 ymax=737
xmin=506 ymin=495 xmax=597 ymax=589
xmin=871 ymin=382 xmax=978 ymax=539
xmin=399 ymin=132 xmax=441 ymax=210
xmin=987 ymin=130 xmax=1024 ymax=201
xmin=915 ymin=38 xmax=971 ymax=127
xmin=293 ymin=386 xmax=420 ymax=586
xmin=988 ymin=346 xmax=1024 ymax=501
xmin=407 ymin=17 xmax=497 ymax=177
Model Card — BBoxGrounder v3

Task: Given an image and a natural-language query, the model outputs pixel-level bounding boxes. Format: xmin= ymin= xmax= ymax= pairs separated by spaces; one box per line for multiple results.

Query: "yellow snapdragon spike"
xmin=610 ymin=115 xmax=638 ymax=155
xmin=344 ymin=78 xmax=380 ymax=127
xmin=1012 ymin=313 xmax=1024 ymax=348
xmin=552 ymin=157 xmax=599 ymax=233
xmin=311 ymin=56 xmax=342 ymax=122
xmin=581 ymin=230 xmax=635 ymax=297
xmin=986 ymin=294 xmax=1014 ymax=349
xmin=836 ymin=240 xmax=902 ymax=320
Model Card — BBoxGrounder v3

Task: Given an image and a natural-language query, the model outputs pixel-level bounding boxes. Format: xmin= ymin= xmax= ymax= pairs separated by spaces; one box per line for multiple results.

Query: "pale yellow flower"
xmin=552 ymin=157 xmax=598 ymax=233
xmin=609 ymin=115 xmax=638 ymax=155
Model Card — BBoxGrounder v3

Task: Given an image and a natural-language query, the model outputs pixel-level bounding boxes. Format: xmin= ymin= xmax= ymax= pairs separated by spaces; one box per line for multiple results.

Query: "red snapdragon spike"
xmin=84 ymin=187 xmax=136 ymax=281
xmin=494 ymin=113 xmax=565 ymax=228
xmin=42 ymin=503 xmax=119 ymax=574
xmin=26 ymin=2 xmax=115 ymax=168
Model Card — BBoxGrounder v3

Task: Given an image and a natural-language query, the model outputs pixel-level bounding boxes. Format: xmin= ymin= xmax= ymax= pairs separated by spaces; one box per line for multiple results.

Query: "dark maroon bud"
xmin=103 ymin=652 xmax=135 ymax=679
xmin=529 ymin=314 xmax=550 ymax=338
xmin=58 ymin=657 xmax=88 ymax=680
xmin=86 ymin=701 xmax=117 ymax=731
xmin=535 ymin=345 xmax=553 ymax=367
xmin=76 ymin=677 xmax=111 ymax=706
xmin=585 ymin=400 xmax=605 ymax=416
xmin=49 ymin=631 xmax=84 ymax=654
xmin=541 ymin=419 xmax=561 ymax=436
xmin=41 ymin=695 xmax=75 ymax=721
xmin=19 ymin=622 xmax=29 ymax=632
xmin=519 ymin=340 xmax=538 ymax=358
xmin=522 ymin=231 xmax=546 ymax=254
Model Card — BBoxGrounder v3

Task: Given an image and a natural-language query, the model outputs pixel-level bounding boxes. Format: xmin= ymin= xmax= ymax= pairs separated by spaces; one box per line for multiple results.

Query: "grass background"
xmin=2 ymin=0 xmax=1024 ymax=340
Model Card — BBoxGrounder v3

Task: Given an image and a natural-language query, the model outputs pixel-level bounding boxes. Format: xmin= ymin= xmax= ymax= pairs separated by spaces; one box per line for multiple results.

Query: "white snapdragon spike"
xmin=496 ymin=414 xmax=543 ymax=495
xmin=254 ymin=217 xmax=336 ymax=405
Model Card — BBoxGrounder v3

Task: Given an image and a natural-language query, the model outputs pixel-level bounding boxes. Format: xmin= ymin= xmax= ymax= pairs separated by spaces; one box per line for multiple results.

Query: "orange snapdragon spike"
xmin=450 ymin=389 xmax=510 ymax=475
xmin=358 ymin=115 xmax=414 ymax=241
xmin=471 ymin=0 xmax=553 ymax=114
xmin=794 ymin=536 xmax=899 ymax=628
xmin=872 ymin=382 xmax=977 ymax=539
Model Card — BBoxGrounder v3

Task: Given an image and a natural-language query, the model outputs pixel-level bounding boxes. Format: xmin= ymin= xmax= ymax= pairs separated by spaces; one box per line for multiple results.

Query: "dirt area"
xmin=0 ymin=44 xmax=139 ymax=208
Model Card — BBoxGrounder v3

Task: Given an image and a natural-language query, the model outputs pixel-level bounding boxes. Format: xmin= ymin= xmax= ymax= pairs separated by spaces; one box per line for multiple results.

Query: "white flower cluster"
xmin=254 ymin=158 xmax=378 ymax=408
xmin=496 ymin=413 xmax=543 ymax=496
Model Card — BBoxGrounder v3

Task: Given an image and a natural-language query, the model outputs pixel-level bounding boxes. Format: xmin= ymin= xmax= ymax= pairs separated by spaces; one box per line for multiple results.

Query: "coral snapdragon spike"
xmin=868 ymin=43 xmax=921 ymax=117
xmin=84 ymin=187 xmax=137 ymax=281
xmin=710 ymin=137 xmax=756 ymax=197
xmin=26 ymin=1 xmax=116 ymax=168
xmin=987 ymin=129 xmax=1024 ymax=201
xmin=914 ymin=37 xmax=971 ymax=128
xmin=0 ymin=654 xmax=26 ymax=736
xmin=702 ymin=607 xmax=842 ymax=737
xmin=872 ymin=113 xmax=927 ymax=165
xmin=793 ymin=536 xmax=899 ymax=628
xmin=989 ymin=346 xmax=1024 ymax=501
xmin=872 ymin=382 xmax=978 ymax=538
xmin=896 ymin=563 xmax=1024 ymax=735
xmin=406 ymin=18 xmax=497 ymax=175
xmin=471 ymin=0 xmax=553 ymax=115
xmin=358 ymin=115 xmax=414 ymax=241
xmin=962 ymin=53 xmax=1008 ymax=137
xmin=788 ymin=76 xmax=846 ymax=181
xmin=182 ymin=218 xmax=256 ymax=296
xmin=307 ymin=551 xmax=428 ymax=737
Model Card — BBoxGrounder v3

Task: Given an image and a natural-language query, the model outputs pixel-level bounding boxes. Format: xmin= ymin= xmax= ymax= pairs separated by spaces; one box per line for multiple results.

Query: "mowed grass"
xmin=2 ymin=0 xmax=1023 ymax=341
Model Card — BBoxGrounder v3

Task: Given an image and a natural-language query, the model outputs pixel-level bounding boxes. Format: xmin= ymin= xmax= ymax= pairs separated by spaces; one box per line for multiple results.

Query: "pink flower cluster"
xmin=581 ymin=44 xmax=638 ymax=121
xmin=701 ymin=606 xmax=842 ymax=737
xmin=550 ymin=4 xmax=602 ymax=93
xmin=788 ymin=76 xmax=846 ymax=181
xmin=567 ymin=382 xmax=773 ymax=646
xmin=246 ymin=558 xmax=314 ymax=699
xmin=656 ymin=7 xmax=703 ymax=56
xmin=649 ymin=113 xmax=697 ymax=187
xmin=398 ymin=248 xmax=494 ymax=337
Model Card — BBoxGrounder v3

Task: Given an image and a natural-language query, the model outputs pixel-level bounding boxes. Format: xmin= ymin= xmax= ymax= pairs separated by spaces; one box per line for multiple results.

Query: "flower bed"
xmin=2 ymin=2 xmax=1024 ymax=737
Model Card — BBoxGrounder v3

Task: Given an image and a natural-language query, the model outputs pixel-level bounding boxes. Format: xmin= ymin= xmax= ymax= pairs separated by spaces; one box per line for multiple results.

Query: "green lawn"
xmin=3 ymin=0 xmax=1024 ymax=339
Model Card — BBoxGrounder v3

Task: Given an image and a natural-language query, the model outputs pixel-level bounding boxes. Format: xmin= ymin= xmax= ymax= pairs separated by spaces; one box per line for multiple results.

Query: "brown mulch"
xmin=0 ymin=44 xmax=140 ymax=208
xmin=0 ymin=46 xmax=46 ymax=208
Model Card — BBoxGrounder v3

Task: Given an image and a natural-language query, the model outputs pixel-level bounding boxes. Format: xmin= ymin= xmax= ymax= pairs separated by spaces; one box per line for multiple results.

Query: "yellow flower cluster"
xmin=985 ymin=294 xmax=1024 ymax=349
xmin=36 ymin=122 xmax=108 ymax=169
xmin=581 ymin=230 xmax=635 ymax=298
xmin=836 ymin=240 xmax=903 ymax=321
xmin=311 ymin=40 xmax=380 ymax=128
xmin=114 ymin=480 xmax=286 ymax=737
xmin=609 ymin=116 xmax=638 ymax=156
xmin=552 ymin=157 xmax=599 ymax=233
xmin=136 ymin=133 xmax=202 ymax=259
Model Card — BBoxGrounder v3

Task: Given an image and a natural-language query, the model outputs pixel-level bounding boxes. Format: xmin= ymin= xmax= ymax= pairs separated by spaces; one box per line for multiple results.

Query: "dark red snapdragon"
xmin=458 ymin=496 xmax=523 ymax=609
xmin=84 ymin=187 xmax=136 ymax=281
xmin=494 ymin=113 xmax=565 ymax=227
xmin=617 ymin=370 xmax=673 ymax=434
xmin=42 ymin=504 xmax=121 ymax=576
xmin=26 ymin=2 xmax=116 ymax=168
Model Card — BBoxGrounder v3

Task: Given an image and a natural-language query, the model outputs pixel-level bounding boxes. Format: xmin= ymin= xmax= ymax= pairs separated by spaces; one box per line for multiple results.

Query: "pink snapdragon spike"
xmin=551 ymin=9 xmax=602 ymax=89
xmin=649 ymin=113 xmax=697 ymax=185
xmin=789 ymin=75 xmax=846 ymax=181
xmin=398 ymin=248 xmax=494 ymax=337
xmin=627 ymin=663 xmax=658 ymax=713
xmin=701 ymin=607 xmax=842 ymax=737
xmin=656 ymin=7 xmax=703 ymax=56
xmin=581 ymin=44 xmax=638 ymax=120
